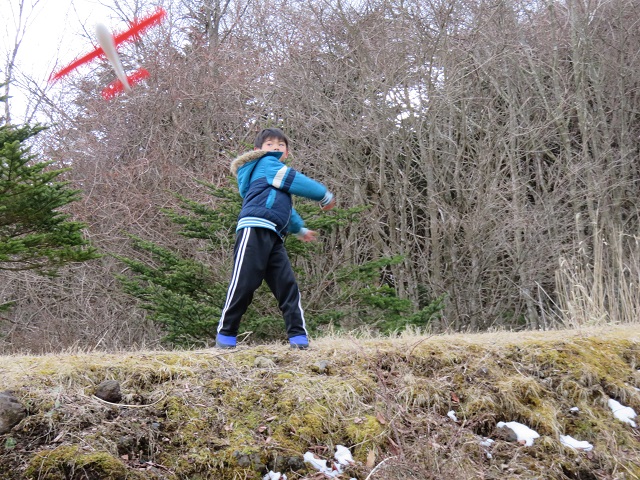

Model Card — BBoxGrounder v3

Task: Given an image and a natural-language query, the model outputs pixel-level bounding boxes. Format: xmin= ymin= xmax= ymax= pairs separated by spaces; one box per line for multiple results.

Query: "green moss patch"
xmin=25 ymin=445 xmax=144 ymax=480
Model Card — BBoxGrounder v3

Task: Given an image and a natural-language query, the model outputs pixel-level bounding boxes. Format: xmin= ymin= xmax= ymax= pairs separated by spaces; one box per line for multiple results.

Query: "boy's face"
xmin=257 ymin=137 xmax=288 ymax=159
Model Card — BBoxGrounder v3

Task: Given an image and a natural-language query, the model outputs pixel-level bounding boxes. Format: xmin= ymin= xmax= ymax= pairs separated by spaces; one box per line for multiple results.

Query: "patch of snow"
xmin=497 ymin=421 xmax=540 ymax=446
xmin=263 ymin=472 xmax=287 ymax=480
xmin=560 ymin=435 xmax=593 ymax=452
xmin=608 ymin=399 xmax=637 ymax=427
xmin=303 ymin=452 xmax=332 ymax=474
xmin=479 ymin=436 xmax=494 ymax=458
xmin=334 ymin=445 xmax=354 ymax=466
xmin=447 ymin=410 xmax=458 ymax=422
xmin=479 ymin=437 xmax=495 ymax=448
xmin=304 ymin=445 xmax=357 ymax=479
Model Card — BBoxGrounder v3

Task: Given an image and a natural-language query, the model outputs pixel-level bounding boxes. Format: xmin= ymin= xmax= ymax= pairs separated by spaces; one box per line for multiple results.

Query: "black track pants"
xmin=216 ymin=227 xmax=308 ymax=339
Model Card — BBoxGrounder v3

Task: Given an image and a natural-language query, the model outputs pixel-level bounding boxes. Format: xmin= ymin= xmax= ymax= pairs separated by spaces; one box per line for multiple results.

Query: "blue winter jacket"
xmin=230 ymin=150 xmax=334 ymax=237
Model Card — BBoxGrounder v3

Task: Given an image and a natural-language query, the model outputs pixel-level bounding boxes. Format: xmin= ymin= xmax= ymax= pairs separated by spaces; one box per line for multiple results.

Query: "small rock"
xmin=233 ymin=451 xmax=266 ymax=471
xmin=273 ymin=455 xmax=306 ymax=472
xmin=95 ymin=380 xmax=122 ymax=403
xmin=0 ymin=391 xmax=26 ymax=434
xmin=494 ymin=424 xmax=519 ymax=443
xmin=254 ymin=356 xmax=276 ymax=369
xmin=234 ymin=452 xmax=252 ymax=468
xmin=287 ymin=456 xmax=306 ymax=471
xmin=311 ymin=360 xmax=331 ymax=375
xmin=116 ymin=435 xmax=136 ymax=455
xmin=251 ymin=452 xmax=267 ymax=472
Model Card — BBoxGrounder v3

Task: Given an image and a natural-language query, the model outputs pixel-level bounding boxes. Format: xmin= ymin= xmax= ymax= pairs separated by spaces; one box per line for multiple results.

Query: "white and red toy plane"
xmin=49 ymin=7 xmax=166 ymax=100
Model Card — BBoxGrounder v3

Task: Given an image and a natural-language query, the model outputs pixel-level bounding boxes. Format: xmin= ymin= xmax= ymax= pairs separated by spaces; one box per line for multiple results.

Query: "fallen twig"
xmin=91 ymin=392 xmax=167 ymax=408
xmin=364 ymin=456 xmax=397 ymax=480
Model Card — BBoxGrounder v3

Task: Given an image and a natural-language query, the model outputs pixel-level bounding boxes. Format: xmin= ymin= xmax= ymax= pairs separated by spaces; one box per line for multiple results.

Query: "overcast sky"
xmin=3 ymin=0 xmax=120 ymax=122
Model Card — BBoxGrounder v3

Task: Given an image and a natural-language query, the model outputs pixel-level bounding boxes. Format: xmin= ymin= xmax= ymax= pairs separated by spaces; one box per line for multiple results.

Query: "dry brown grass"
xmin=1 ymin=325 xmax=640 ymax=479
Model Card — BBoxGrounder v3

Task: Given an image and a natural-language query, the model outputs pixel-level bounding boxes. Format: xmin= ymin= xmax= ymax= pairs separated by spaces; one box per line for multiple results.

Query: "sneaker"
xmin=289 ymin=335 xmax=309 ymax=349
xmin=215 ymin=334 xmax=237 ymax=349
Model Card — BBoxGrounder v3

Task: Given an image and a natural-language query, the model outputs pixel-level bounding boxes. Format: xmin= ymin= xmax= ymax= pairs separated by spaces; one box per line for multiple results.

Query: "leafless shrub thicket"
xmin=2 ymin=0 xmax=639 ymax=352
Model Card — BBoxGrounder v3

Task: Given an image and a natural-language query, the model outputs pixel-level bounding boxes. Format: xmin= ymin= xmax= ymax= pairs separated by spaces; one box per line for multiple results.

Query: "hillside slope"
xmin=1 ymin=326 xmax=639 ymax=479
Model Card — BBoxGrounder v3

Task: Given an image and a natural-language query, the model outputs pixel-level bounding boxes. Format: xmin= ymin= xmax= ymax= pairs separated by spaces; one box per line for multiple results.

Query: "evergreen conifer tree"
xmin=0 ymin=92 xmax=98 ymax=281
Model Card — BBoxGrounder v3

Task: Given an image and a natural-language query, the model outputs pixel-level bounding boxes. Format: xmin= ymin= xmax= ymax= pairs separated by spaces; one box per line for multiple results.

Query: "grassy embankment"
xmin=1 ymin=326 xmax=639 ymax=479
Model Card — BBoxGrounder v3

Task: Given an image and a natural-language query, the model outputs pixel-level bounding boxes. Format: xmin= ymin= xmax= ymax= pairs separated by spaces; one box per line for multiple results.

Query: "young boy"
xmin=215 ymin=128 xmax=336 ymax=349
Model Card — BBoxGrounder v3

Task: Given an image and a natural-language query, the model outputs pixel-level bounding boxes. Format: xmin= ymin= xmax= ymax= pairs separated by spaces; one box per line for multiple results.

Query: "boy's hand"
xmin=321 ymin=197 xmax=336 ymax=211
xmin=299 ymin=230 xmax=318 ymax=242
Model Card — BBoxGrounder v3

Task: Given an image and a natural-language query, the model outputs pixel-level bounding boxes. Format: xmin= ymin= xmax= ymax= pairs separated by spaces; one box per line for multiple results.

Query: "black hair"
xmin=253 ymin=128 xmax=289 ymax=149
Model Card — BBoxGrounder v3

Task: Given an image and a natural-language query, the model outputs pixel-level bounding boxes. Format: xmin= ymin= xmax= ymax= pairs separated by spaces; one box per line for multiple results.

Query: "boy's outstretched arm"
xmin=288 ymin=206 xmax=338 ymax=242
xmin=263 ymin=157 xmax=334 ymax=207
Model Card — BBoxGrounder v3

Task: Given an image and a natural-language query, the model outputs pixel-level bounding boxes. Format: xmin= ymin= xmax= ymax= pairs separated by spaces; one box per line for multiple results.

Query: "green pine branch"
xmin=0 ymin=114 xmax=99 ymax=276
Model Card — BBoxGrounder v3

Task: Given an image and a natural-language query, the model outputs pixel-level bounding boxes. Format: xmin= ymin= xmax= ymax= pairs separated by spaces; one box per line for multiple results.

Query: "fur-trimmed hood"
xmin=230 ymin=150 xmax=277 ymax=177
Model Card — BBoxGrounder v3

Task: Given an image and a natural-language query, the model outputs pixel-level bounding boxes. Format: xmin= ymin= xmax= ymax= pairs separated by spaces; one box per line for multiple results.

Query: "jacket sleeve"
xmin=287 ymin=208 xmax=305 ymax=235
xmin=262 ymin=157 xmax=334 ymax=207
